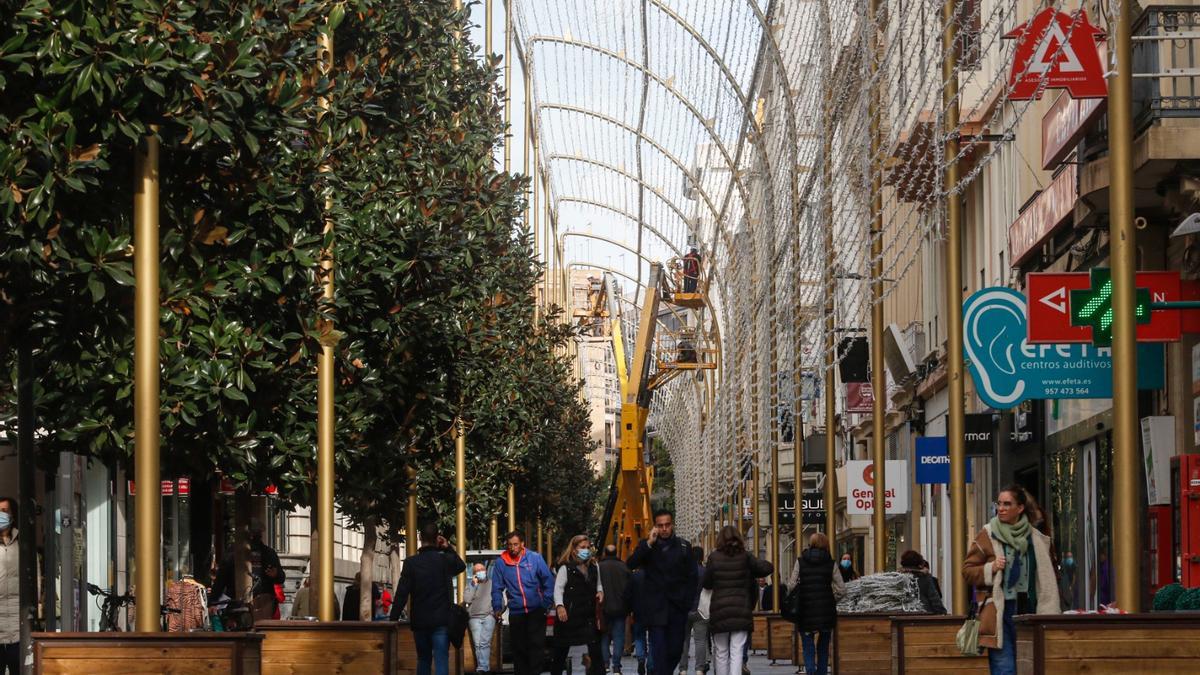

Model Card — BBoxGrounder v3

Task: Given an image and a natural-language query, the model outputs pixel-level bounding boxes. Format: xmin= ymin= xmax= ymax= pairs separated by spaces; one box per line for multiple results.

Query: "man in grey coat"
xmin=463 ymin=563 xmax=496 ymax=673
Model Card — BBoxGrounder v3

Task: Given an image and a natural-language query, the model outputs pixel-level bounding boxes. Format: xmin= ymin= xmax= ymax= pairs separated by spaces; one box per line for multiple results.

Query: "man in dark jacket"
xmin=598 ymin=546 xmax=632 ymax=674
xmin=626 ymin=509 xmax=697 ymax=675
xmin=390 ymin=523 xmax=466 ymax=675
xmin=211 ymin=518 xmax=286 ymax=622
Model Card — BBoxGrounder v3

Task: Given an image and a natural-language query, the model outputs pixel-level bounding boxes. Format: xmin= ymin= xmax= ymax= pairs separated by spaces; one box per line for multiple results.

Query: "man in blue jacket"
xmin=627 ymin=509 xmax=697 ymax=675
xmin=390 ymin=523 xmax=467 ymax=675
xmin=491 ymin=529 xmax=554 ymax=675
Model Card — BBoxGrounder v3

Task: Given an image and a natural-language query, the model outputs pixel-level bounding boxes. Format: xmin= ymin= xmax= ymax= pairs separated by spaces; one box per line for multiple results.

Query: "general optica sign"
xmin=846 ymin=460 xmax=909 ymax=515
xmin=963 ymin=287 xmax=1164 ymax=409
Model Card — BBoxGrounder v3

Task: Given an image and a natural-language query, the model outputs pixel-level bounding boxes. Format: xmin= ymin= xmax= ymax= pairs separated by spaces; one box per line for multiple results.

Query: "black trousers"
xmin=509 ymin=609 xmax=547 ymax=675
xmin=2 ymin=642 xmax=19 ymax=675
xmin=551 ymin=637 xmax=605 ymax=675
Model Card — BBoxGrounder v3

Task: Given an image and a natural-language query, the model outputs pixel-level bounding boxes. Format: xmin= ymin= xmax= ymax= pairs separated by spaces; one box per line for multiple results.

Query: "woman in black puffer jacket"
xmin=702 ymin=525 xmax=773 ymax=675
xmin=786 ymin=532 xmax=845 ymax=675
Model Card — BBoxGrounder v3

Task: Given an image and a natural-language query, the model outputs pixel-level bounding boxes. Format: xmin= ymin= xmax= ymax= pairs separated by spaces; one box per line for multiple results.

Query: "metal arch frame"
xmin=546 ymin=154 xmax=728 ymax=312
xmin=561 ymin=231 xmax=664 ymax=264
xmin=557 ymin=197 xmax=683 ymax=259
xmin=644 ymin=0 xmax=799 ymax=240
xmin=537 ymin=104 xmax=733 ymax=257
xmin=525 ymin=36 xmax=754 ymax=231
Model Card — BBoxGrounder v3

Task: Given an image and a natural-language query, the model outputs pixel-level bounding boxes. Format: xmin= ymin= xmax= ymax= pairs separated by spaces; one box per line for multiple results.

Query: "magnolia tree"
xmin=1 ymin=0 xmax=602 ymax=618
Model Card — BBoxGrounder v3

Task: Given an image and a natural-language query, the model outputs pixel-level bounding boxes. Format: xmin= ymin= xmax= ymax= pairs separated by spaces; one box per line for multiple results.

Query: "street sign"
xmin=1004 ymin=9 xmax=1107 ymax=100
xmin=964 ymin=287 xmax=1165 ymax=408
xmin=915 ymin=437 xmax=973 ymax=484
xmin=1027 ymin=271 xmax=1182 ymax=343
xmin=846 ymin=460 xmax=909 ymax=515
xmin=1069 ymin=268 xmax=1152 ymax=345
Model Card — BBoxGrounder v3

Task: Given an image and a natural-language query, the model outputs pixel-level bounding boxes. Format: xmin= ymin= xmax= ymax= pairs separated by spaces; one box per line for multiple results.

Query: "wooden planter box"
xmin=1016 ymin=612 xmax=1200 ymax=674
xmin=765 ymin=615 xmax=794 ymax=663
xmin=396 ymin=622 xmax=461 ymax=675
xmin=750 ymin=612 xmax=772 ymax=652
xmin=833 ymin=613 xmax=896 ymax=675
xmin=891 ymin=614 xmax=987 ymax=675
xmin=33 ymin=632 xmax=263 ymax=675
xmin=256 ymin=620 xmax=396 ymax=675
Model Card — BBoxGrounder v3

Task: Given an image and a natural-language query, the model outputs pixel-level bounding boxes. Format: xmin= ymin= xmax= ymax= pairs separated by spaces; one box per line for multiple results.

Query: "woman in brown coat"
xmin=962 ymin=485 xmax=1060 ymax=675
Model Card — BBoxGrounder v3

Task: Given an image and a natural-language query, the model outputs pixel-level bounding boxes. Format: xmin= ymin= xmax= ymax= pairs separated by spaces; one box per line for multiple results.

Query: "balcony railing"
xmin=1133 ymin=6 xmax=1200 ymax=127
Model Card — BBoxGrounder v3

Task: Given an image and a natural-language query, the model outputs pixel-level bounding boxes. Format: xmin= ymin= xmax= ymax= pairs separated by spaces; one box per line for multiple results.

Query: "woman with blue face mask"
xmin=838 ymin=553 xmax=859 ymax=583
xmin=551 ymin=535 xmax=606 ymax=675
xmin=0 ymin=496 xmax=19 ymax=675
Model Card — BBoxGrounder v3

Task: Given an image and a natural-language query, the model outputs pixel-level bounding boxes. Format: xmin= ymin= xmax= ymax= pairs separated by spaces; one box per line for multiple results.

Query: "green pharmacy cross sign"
xmin=1069 ymin=268 xmax=1152 ymax=346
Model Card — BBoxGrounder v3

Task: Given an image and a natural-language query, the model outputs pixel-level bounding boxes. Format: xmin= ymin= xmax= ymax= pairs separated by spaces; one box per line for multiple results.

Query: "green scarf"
xmin=989 ymin=514 xmax=1031 ymax=554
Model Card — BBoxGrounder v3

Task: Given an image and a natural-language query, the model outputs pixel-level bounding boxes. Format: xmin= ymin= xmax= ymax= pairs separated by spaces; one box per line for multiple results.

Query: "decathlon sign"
xmin=1005 ymin=9 xmax=1107 ymax=100
xmin=915 ymin=437 xmax=973 ymax=484
xmin=846 ymin=460 xmax=909 ymax=515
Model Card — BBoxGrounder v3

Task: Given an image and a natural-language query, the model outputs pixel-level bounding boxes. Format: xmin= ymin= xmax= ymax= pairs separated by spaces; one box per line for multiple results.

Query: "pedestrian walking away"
xmin=389 ymin=523 xmax=467 ymax=675
xmin=464 ymin=563 xmax=496 ymax=673
xmin=491 ymin=529 xmax=555 ymax=675
xmin=785 ymin=532 xmax=845 ymax=675
xmin=1 ymin=497 xmax=20 ymax=675
xmin=677 ymin=545 xmax=710 ymax=675
xmin=963 ymin=485 xmax=1060 ymax=675
xmin=211 ymin=518 xmax=286 ymax=623
xmin=551 ymin=535 xmax=606 ymax=675
xmin=702 ymin=527 xmax=772 ymax=675
xmin=626 ymin=509 xmax=698 ymax=675
xmin=597 ymin=545 xmax=632 ymax=674
xmin=899 ymin=550 xmax=947 ymax=615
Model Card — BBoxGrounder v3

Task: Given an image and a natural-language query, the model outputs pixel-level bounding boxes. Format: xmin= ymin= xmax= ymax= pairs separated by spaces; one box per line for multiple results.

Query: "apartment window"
xmin=957 ymin=0 xmax=981 ymax=70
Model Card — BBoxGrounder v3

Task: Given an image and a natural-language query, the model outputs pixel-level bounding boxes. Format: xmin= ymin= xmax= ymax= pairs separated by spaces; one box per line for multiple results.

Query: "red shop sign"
xmin=1005 ymin=9 xmax=1107 ymax=101
xmin=1009 ymin=163 xmax=1077 ymax=266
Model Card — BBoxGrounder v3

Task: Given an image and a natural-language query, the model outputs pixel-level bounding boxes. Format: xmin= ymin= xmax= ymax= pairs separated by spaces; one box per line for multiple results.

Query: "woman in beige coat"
xmin=962 ymin=484 xmax=1060 ymax=675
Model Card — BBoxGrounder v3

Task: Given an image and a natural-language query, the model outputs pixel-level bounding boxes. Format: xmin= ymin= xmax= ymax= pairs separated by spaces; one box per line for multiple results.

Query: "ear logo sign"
xmin=963 ymin=287 xmax=1165 ymax=409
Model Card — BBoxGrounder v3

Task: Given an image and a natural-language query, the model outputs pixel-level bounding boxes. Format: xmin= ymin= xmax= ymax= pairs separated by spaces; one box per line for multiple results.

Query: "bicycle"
xmin=86 ymin=583 xmax=182 ymax=631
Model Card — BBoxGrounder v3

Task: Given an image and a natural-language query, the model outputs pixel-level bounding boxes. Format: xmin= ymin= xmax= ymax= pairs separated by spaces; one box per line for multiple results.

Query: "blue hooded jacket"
xmin=491 ymin=547 xmax=555 ymax=615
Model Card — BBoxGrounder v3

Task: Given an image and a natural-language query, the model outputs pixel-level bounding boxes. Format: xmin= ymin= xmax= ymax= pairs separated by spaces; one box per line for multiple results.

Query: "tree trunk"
xmin=358 ymin=515 xmax=378 ymax=620
xmin=233 ymin=492 xmax=251 ymax=601
xmin=387 ymin=523 xmax=403 ymax=589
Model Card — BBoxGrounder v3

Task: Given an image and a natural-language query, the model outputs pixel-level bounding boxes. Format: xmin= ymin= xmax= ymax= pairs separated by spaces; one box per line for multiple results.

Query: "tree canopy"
xmin=0 ymin=0 xmax=601 ymax=547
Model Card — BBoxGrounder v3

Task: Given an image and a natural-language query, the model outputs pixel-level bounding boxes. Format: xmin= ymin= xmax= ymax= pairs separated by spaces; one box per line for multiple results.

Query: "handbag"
xmin=781 ymin=585 xmax=803 ymax=624
xmin=955 ymin=591 xmax=982 ymax=656
xmin=449 ymin=604 xmax=470 ymax=649
xmin=697 ymin=588 xmax=713 ymax=621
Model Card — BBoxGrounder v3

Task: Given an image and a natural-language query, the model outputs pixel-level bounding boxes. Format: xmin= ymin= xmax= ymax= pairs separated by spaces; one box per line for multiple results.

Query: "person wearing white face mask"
xmin=0 ymin=496 xmax=19 ymax=675
xmin=552 ymin=536 xmax=606 ymax=675
xmin=463 ymin=563 xmax=496 ymax=674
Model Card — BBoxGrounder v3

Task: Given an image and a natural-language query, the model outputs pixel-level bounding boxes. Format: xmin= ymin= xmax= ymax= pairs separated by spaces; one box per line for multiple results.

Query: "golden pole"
xmin=134 ymin=129 xmax=161 ymax=633
xmin=751 ymin=465 xmax=761 ymax=557
xmin=1108 ymin=0 xmax=1141 ymax=612
xmin=507 ymin=485 xmax=517 ymax=533
xmin=484 ymin=0 xmax=492 ymax=57
xmin=490 ymin=517 xmax=499 ymax=549
xmin=821 ymin=6 xmax=838 ymax=549
xmin=868 ymin=0 xmax=887 ymax=573
xmin=942 ymin=0 xmax=968 ymax=615
xmin=314 ymin=25 xmax=338 ymax=623
xmin=406 ymin=466 xmax=419 ymax=558
xmin=503 ymin=1 xmax=512 ymax=173
xmin=455 ymin=420 xmax=467 ymax=602
xmin=770 ymin=445 xmax=780 ymax=609
xmin=536 ymin=514 xmax=544 ymax=555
